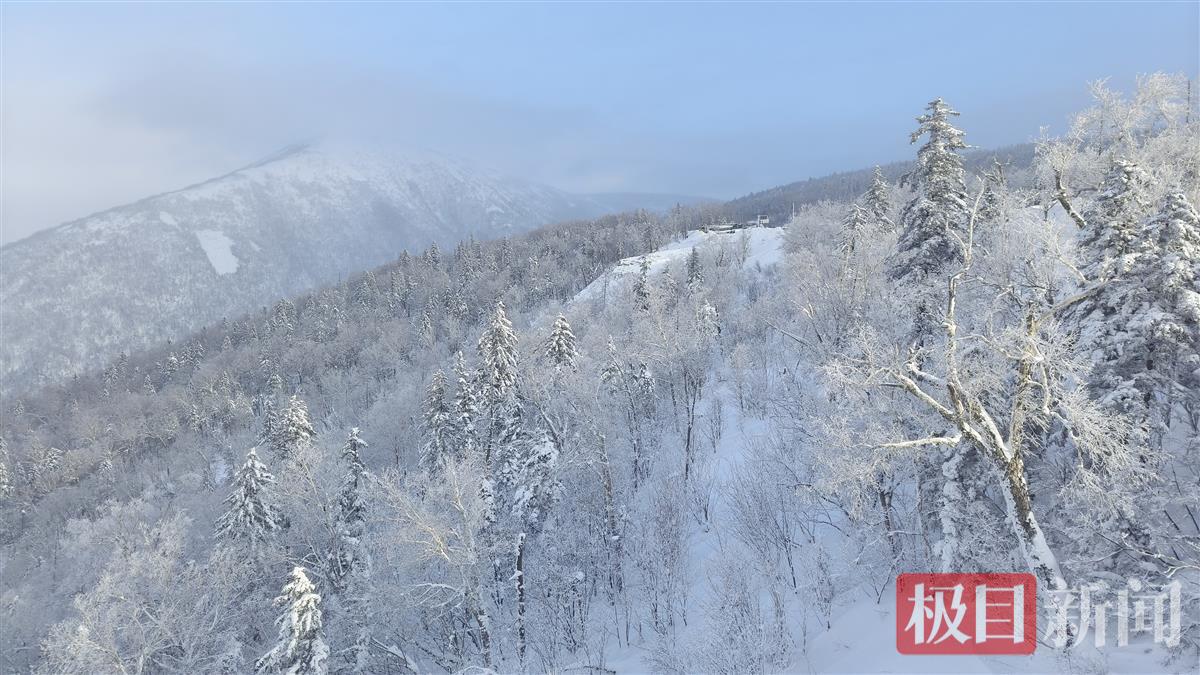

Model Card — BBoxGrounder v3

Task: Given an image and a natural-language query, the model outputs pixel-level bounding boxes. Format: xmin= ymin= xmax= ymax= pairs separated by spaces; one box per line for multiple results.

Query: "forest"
xmin=1 ymin=74 xmax=1197 ymax=674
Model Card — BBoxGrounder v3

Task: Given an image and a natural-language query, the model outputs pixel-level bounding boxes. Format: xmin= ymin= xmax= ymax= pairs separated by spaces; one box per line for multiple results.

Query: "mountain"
xmin=723 ymin=143 xmax=1036 ymax=224
xmin=0 ymin=144 xmax=701 ymax=393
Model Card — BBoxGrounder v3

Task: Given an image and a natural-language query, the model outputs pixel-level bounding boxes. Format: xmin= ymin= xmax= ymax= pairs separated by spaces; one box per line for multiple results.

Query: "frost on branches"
xmin=891 ymin=97 xmax=969 ymax=283
xmin=256 ymin=566 xmax=329 ymax=675
xmin=544 ymin=313 xmax=579 ymax=371
xmin=270 ymin=395 xmax=316 ymax=462
xmin=328 ymin=428 xmax=370 ymax=592
xmin=215 ymin=447 xmax=285 ymax=554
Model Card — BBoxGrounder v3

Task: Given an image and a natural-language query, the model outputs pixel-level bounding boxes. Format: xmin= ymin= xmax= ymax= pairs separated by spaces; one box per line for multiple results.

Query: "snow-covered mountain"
xmin=0 ymin=144 xmax=697 ymax=393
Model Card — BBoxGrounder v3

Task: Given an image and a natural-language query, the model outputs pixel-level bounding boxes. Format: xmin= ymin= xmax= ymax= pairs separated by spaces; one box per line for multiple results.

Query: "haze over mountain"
xmin=0 ymin=143 xmax=700 ymax=392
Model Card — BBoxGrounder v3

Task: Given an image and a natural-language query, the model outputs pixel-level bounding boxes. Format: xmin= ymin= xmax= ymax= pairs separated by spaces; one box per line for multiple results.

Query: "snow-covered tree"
xmin=328 ymin=428 xmax=370 ymax=591
xmin=501 ymin=429 xmax=561 ymax=529
xmin=1071 ymin=160 xmax=1157 ymax=419
xmin=1080 ymin=187 xmax=1200 ymax=428
xmin=978 ymin=158 xmax=1008 ymax=224
xmin=0 ymin=437 xmax=11 ymax=499
xmin=418 ymin=304 xmax=435 ymax=348
xmin=452 ymin=352 xmax=481 ymax=459
xmin=839 ymin=202 xmax=870 ymax=256
xmin=256 ymin=566 xmax=329 ymax=675
xmin=421 ymin=369 xmax=455 ymax=471
xmin=544 ymin=313 xmax=579 ymax=371
xmin=477 ymin=301 xmax=522 ymax=470
xmin=477 ymin=300 xmax=519 ymax=403
xmin=43 ymin=511 xmax=248 ymax=674
xmin=863 ymin=165 xmax=895 ymax=233
xmin=270 ymin=395 xmax=316 ymax=462
xmin=633 ymin=256 xmax=652 ymax=310
xmin=215 ymin=447 xmax=285 ymax=553
xmin=1138 ymin=192 xmax=1200 ymax=392
xmin=686 ymin=246 xmax=704 ymax=285
xmin=890 ymin=98 xmax=969 ymax=282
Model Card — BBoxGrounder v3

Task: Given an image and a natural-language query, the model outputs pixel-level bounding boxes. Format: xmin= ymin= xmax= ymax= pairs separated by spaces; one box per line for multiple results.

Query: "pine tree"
xmin=0 ymin=436 xmax=12 ymax=499
xmin=1141 ymin=192 xmax=1200 ymax=371
xmin=260 ymin=397 xmax=279 ymax=447
xmin=328 ymin=428 xmax=370 ymax=592
xmin=1071 ymin=160 xmax=1156 ymax=415
xmin=424 ymin=242 xmax=442 ymax=269
xmin=477 ymin=300 xmax=519 ymax=403
xmin=544 ymin=314 xmax=579 ymax=371
xmin=271 ymin=395 xmax=315 ymax=462
xmin=890 ymin=98 xmax=970 ymax=281
xmin=418 ymin=304 xmax=435 ymax=348
xmin=1079 ymin=159 xmax=1154 ymax=283
xmin=215 ymin=448 xmax=284 ymax=553
xmin=839 ymin=202 xmax=870 ymax=255
xmin=352 ymin=272 xmax=377 ymax=311
xmin=978 ymin=158 xmax=1007 ymax=224
xmin=864 ymin=166 xmax=895 ymax=233
xmin=421 ymin=370 xmax=455 ymax=471
xmin=503 ymin=430 xmax=562 ymax=529
xmin=686 ymin=247 xmax=703 ymax=285
xmin=452 ymin=352 xmax=480 ymax=459
xmin=1084 ymin=190 xmax=1200 ymax=423
xmin=477 ymin=301 xmax=522 ymax=466
xmin=632 ymin=256 xmax=652 ymax=310
xmin=255 ymin=567 xmax=329 ymax=675
xmin=271 ymin=299 xmax=298 ymax=337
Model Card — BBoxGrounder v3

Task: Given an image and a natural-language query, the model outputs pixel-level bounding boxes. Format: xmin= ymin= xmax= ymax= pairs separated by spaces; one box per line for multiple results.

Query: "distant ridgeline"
xmin=723 ymin=143 xmax=1036 ymax=225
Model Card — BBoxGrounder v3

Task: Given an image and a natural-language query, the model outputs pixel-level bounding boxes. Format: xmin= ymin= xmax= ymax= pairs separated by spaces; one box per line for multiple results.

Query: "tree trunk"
xmin=999 ymin=454 xmax=1067 ymax=591
xmin=514 ymin=532 xmax=527 ymax=665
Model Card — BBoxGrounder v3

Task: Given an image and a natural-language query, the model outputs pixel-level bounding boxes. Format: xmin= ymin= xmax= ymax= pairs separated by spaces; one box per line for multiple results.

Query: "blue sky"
xmin=3 ymin=1 xmax=1197 ymax=241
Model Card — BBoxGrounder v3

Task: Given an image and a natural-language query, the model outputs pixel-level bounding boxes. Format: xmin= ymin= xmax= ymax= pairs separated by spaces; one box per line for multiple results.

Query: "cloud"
xmin=2 ymin=59 xmax=725 ymax=243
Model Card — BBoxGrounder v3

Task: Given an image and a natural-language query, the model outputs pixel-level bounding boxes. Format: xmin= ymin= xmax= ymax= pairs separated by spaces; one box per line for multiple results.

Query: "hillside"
xmin=2 ymin=79 xmax=1197 ymax=674
xmin=723 ymin=143 xmax=1036 ymax=224
xmin=0 ymin=144 xmax=699 ymax=394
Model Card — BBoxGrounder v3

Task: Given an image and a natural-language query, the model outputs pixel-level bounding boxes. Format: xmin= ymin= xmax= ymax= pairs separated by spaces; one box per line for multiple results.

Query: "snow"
xmin=573 ymin=226 xmax=785 ymax=304
xmin=158 ymin=211 xmax=178 ymax=226
xmin=194 ymin=229 xmax=239 ymax=275
xmin=596 ymin=372 xmax=1185 ymax=675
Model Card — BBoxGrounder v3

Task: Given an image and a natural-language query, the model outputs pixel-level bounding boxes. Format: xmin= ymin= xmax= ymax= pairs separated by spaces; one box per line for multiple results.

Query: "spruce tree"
xmin=890 ymin=98 xmax=970 ymax=282
xmin=0 ymin=437 xmax=12 ymax=499
xmin=328 ymin=428 xmax=370 ymax=592
xmin=1084 ymin=189 xmax=1200 ymax=423
xmin=839 ymin=203 xmax=870 ymax=255
xmin=544 ymin=313 xmax=579 ymax=371
xmin=477 ymin=301 xmax=521 ymax=465
xmin=255 ymin=567 xmax=329 ymax=675
xmin=452 ymin=352 xmax=480 ymax=459
xmin=215 ymin=448 xmax=284 ymax=553
xmin=686 ymin=247 xmax=703 ymax=286
xmin=271 ymin=395 xmax=316 ymax=462
xmin=1079 ymin=159 xmax=1154 ymax=282
xmin=632 ymin=257 xmax=652 ymax=310
xmin=1071 ymin=160 xmax=1156 ymax=415
xmin=978 ymin=158 xmax=1007 ymax=224
xmin=504 ymin=430 xmax=562 ymax=530
xmin=863 ymin=166 xmax=895 ymax=233
xmin=421 ymin=370 xmax=455 ymax=471
xmin=1136 ymin=191 xmax=1200 ymax=406
xmin=477 ymin=300 xmax=519 ymax=403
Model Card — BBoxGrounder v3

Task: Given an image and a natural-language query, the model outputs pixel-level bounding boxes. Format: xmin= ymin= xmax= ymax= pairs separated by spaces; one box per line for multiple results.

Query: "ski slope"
xmin=573 ymin=226 xmax=785 ymax=306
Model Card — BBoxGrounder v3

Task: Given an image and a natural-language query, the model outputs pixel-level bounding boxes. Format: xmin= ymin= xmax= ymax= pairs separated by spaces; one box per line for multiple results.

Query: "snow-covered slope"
xmin=573 ymin=226 xmax=785 ymax=305
xmin=0 ymin=144 xmax=694 ymax=393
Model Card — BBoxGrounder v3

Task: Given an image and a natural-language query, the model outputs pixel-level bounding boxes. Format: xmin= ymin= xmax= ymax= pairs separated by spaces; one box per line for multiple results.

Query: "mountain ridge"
xmin=0 ymin=144 xmax=703 ymax=393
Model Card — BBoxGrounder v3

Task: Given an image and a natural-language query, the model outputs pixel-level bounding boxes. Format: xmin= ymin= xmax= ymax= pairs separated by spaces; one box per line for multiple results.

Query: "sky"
xmin=2 ymin=1 xmax=1197 ymax=243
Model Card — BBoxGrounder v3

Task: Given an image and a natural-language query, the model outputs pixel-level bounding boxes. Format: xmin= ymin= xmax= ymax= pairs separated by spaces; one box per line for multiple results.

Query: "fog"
xmin=2 ymin=1 xmax=1196 ymax=243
